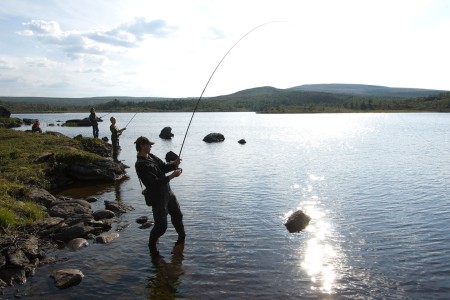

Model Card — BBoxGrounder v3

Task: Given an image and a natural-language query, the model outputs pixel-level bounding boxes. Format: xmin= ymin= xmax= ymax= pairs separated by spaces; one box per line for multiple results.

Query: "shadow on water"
xmin=55 ymin=178 xmax=129 ymax=202
xmin=147 ymin=243 xmax=185 ymax=299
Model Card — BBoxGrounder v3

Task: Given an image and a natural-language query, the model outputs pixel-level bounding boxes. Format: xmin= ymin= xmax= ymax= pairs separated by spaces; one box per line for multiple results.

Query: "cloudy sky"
xmin=0 ymin=0 xmax=449 ymax=98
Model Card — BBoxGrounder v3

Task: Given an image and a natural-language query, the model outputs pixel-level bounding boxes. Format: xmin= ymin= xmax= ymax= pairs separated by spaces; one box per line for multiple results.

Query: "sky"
xmin=0 ymin=0 xmax=449 ymax=98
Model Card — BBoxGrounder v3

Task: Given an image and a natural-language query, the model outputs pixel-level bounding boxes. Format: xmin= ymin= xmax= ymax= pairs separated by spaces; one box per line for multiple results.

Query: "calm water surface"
xmin=7 ymin=112 xmax=450 ymax=299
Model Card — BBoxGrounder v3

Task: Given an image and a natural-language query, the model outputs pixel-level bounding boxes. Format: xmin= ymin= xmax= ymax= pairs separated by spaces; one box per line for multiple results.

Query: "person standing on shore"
xmin=89 ymin=107 xmax=100 ymax=138
xmin=134 ymin=136 xmax=185 ymax=258
xmin=109 ymin=116 xmax=126 ymax=163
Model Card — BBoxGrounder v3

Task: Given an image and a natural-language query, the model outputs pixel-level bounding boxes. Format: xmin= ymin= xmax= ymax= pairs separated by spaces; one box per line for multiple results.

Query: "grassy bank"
xmin=0 ymin=126 xmax=108 ymax=230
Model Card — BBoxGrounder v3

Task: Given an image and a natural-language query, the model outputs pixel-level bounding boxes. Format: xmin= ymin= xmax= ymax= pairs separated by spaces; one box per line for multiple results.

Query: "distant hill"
xmin=1 ymin=83 xmax=449 ymax=113
xmin=1 ymin=84 xmax=445 ymax=106
xmin=288 ymin=84 xmax=445 ymax=98
xmin=0 ymin=96 xmax=173 ymax=106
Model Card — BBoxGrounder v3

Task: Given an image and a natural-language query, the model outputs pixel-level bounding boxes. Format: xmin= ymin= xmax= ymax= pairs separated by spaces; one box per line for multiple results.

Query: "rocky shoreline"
xmin=0 ymin=168 xmax=133 ymax=293
xmin=0 ymin=191 xmax=136 ymax=292
xmin=0 ymin=112 xmax=137 ymax=293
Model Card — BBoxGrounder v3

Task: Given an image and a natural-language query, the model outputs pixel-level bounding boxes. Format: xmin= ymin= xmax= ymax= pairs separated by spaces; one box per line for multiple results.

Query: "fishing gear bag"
xmin=142 ymin=188 xmax=153 ymax=206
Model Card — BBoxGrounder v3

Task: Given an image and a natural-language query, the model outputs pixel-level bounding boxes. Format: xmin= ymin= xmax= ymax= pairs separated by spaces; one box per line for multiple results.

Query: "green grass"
xmin=0 ymin=126 xmax=109 ymax=229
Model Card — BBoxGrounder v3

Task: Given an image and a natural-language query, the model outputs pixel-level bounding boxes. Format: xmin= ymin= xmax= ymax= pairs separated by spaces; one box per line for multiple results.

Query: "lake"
xmin=7 ymin=112 xmax=450 ymax=299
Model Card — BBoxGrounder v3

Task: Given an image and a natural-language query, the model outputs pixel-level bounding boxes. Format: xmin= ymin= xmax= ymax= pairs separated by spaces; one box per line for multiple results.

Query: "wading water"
xmin=7 ymin=112 xmax=450 ymax=299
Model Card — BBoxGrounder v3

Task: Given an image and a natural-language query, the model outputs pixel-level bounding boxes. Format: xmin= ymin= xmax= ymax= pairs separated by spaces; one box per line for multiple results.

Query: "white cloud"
xmin=0 ymin=0 xmax=449 ymax=97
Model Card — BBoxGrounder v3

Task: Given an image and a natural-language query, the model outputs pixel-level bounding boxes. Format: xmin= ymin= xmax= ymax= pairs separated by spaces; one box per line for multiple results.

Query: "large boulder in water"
xmin=284 ymin=210 xmax=311 ymax=233
xmin=22 ymin=118 xmax=38 ymax=125
xmin=159 ymin=127 xmax=174 ymax=139
xmin=62 ymin=118 xmax=99 ymax=127
xmin=203 ymin=133 xmax=225 ymax=143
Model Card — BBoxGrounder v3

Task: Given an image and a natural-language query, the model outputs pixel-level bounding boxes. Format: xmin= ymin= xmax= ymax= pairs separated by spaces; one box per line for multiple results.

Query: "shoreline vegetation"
xmin=1 ymin=85 xmax=449 ymax=114
xmin=0 ymin=124 xmax=129 ymax=291
xmin=0 ymin=126 xmax=127 ymax=218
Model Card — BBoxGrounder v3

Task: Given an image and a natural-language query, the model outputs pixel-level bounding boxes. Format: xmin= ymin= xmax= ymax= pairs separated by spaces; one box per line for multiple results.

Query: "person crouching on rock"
xmin=134 ymin=136 xmax=185 ymax=258
xmin=32 ymin=120 xmax=42 ymax=133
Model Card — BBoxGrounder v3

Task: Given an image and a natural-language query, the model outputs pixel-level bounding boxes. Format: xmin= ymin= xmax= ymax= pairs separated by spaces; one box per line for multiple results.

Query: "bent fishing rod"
xmin=124 ymin=112 xmax=138 ymax=128
xmin=178 ymin=21 xmax=284 ymax=158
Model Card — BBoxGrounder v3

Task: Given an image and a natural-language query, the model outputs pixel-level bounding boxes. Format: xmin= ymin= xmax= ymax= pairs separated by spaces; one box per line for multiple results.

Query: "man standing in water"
xmin=134 ymin=136 xmax=185 ymax=258
xmin=109 ymin=116 xmax=126 ymax=163
xmin=89 ymin=107 xmax=100 ymax=138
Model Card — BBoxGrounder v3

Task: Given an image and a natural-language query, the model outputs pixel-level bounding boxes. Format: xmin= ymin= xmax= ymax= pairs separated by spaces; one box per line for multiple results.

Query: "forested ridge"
xmin=1 ymin=84 xmax=449 ymax=113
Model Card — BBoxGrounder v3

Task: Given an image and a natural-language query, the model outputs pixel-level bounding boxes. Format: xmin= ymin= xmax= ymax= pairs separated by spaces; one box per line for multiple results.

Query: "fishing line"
xmin=178 ymin=21 xmax=285 ymax=157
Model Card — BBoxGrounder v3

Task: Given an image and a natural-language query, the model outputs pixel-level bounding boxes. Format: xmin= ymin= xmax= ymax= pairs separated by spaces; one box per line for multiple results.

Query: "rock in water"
xmin=50 ymin=269 xmax=84 ymax=289
xmin=284 ymin=210 xmax=311 ymax=233
xmin=203 ymin=133 xmax=225 ymax=143
xmin=95 ymin=232 xmax=120 ymax=244
xmin=159 ymin=127 xmax=174 ymax=139
xmin=67 ymin=238 xmax=89 ymax=251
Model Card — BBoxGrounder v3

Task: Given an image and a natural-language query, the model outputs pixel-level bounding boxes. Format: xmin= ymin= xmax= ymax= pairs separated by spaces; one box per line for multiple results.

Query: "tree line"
xmin=2 ymin=91 xmax=450 ymax=114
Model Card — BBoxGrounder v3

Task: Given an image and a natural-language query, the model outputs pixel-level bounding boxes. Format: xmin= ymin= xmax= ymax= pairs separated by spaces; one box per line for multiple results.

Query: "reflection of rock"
xmin=139 ymin=221 xmax=154 ymax=229
xmin=159 ymin=127 xmax=174 ymax=139
xmin=203 ymin=133 xmax=225 ymax=143
xmin=284 ymin=210 xmax=311 ymax=233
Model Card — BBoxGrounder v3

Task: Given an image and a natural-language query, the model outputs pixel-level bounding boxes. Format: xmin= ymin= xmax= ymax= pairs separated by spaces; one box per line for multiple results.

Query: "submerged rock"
xmin=66 ymin=238 xmax=89 ymax=251
xmin=136 ymin=216 xmax=149 ymax=224
xmin=284 ymin=210 xmax=311 ymax=233
xmin=93 ymin=209 xmax=115 ymax=220
xmin=50 ymin=268 xmax=84 ymax=289
xmin=95 ymin=232 xmax=120 ymax=244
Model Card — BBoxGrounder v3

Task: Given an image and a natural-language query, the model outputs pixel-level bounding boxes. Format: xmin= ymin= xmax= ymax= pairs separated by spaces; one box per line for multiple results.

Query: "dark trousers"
xmin=150 ymin=190 xmax=185 ymax=244
xmin=92 ymin=124 xmax=99 ymax=138
xmin=112 ymin=140 xmax=120 ymax=162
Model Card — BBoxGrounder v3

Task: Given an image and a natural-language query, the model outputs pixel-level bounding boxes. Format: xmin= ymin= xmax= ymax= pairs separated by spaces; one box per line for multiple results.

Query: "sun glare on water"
xmin=289 ymin=174 xmax=342 ymax=294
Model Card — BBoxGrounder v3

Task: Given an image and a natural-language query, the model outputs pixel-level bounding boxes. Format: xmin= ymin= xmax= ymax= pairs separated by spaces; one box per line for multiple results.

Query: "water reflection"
xmin=147 ymin=243 xmax=185 ymax=299
xmin=301 ymin=197 xmax=337 ymax=294
xmin=289 ymin=174 xmax=341 ymax=294
xmin=114 ymin=180 xmax=123 ymax=203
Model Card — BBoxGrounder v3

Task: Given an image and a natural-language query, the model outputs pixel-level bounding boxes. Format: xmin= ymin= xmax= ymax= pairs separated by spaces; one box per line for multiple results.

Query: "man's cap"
xmin=134 ymin=136 xmax=154 ymax=146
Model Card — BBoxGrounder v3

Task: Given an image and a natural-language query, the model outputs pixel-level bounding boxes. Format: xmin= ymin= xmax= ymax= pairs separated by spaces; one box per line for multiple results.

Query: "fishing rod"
xmin=178 ymin=21 xmax=284 ymax=158
xmin=124 ymin=112 xmax=138 ymax=129
xmin=98 ymin=112 xmax=111 ymax=119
